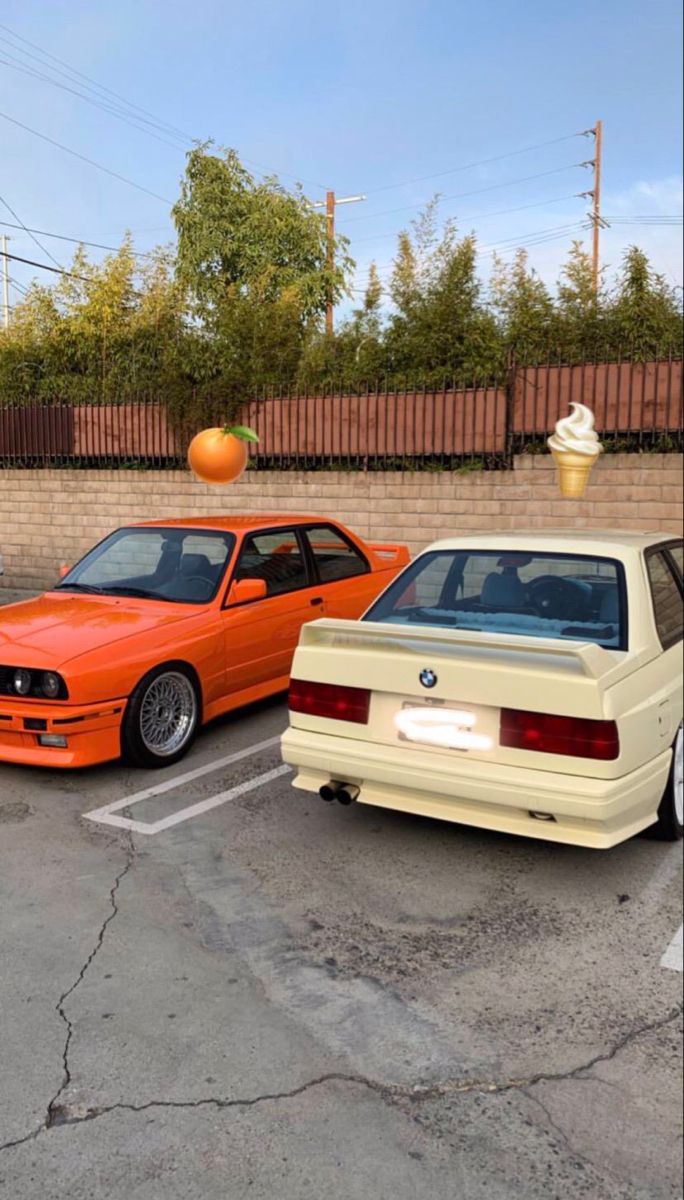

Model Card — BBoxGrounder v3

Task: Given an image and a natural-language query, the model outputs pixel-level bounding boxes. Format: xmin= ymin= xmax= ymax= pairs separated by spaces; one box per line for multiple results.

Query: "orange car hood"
xmin=0 ymin=593 xmax=200 ymax=668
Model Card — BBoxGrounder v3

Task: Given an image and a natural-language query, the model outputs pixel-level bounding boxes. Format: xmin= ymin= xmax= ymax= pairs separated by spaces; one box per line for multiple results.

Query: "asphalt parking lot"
xmin=0 ymin=669 xmax=682 ymax=1198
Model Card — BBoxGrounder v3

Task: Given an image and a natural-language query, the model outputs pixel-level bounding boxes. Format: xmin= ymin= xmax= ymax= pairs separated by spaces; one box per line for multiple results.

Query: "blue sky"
xmin=1 ymin=0 xmax=682 ymax=316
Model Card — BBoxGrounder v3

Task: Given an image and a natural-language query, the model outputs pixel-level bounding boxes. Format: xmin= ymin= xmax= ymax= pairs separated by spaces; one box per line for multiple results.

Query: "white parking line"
xmin=83 ymin=735 xmax=289 ymax=836
xmin=661 ymin=925 xmax=683 ymax=973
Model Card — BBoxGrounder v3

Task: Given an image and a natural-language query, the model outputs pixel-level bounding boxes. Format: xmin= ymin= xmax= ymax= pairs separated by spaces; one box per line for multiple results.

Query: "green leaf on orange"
xmin=222 ymin=425 xmax=260 ymax=443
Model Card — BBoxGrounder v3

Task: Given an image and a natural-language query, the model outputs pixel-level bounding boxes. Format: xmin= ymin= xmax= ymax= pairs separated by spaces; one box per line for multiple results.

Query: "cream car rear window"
xmin=365 ymin=550 xmax=626 ymax=649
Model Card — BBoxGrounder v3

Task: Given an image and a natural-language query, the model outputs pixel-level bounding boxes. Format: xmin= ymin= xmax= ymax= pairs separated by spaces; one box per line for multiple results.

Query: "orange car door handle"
xmin=310 ymin=596 xmax=324 ymax=607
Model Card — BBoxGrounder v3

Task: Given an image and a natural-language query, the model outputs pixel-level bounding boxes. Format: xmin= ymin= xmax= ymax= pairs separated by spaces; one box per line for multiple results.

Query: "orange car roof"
xmin=134 ymin=515 xmax=332 ymax=533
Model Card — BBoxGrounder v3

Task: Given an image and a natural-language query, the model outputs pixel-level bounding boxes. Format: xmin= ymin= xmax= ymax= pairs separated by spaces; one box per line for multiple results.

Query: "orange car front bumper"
xmin=0 ymin=696 xmax=126 ymax=769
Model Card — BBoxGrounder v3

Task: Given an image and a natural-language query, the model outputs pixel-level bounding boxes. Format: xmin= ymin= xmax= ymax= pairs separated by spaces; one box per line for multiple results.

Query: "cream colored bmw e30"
xmin=281 ymin=532 xmax=683 ymax=850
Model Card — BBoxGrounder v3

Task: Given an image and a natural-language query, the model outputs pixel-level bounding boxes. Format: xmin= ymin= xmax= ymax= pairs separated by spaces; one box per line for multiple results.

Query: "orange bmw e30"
xmin=0 ymin=516 xmax=409 ymax=770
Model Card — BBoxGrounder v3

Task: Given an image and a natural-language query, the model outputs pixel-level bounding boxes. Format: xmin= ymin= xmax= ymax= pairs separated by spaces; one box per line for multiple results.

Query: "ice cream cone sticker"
xmin=547 ymin=403 xmax=603 ymax=499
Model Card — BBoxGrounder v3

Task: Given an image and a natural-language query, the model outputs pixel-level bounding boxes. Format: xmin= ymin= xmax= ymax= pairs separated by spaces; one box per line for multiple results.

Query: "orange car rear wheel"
xmin=122 ymin=663 xmax=201 ymax=769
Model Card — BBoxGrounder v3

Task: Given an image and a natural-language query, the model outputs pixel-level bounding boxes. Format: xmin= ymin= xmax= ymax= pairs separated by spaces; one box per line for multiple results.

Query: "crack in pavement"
xmin=2 ymin=1004 xmax=680 ymax=1151
xmin=47 ymin=844 xmax=135 ymax=1127
xmin=0 ymin=831 xmax=135 ymax=1154
xmin=521 ymin=1087 xmax=615 ymax=1186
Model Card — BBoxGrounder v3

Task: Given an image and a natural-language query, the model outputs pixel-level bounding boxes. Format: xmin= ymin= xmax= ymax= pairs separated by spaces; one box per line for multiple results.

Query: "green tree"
xmin=0 ymin=240 xmax=187 ymax=406
xmin=607 ymin=246 xmax=683 ymax=355
xmin=385 ymin=205 xmax=501 ymax=381
xmin=555 ymin=240 xmax=606 ymax=353
xmin=490 ymin=248 xmax=556 ymax=357
xmin=171 ymin=143 xmax=355 ymax=398
xmin=173 ymin=145 xmax=352 ymax=322
xmin=341 ymin=263 xmax=387 ymax=380
xmin=1 ymin=153 xmax=680 ymax=409
xmin=298 ymin=264 xmax=387 ymax=385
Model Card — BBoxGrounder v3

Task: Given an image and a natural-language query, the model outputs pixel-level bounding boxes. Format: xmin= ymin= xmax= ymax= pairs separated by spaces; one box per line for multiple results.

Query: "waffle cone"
xmin=551 ymin=449 xmax=599 ymax=499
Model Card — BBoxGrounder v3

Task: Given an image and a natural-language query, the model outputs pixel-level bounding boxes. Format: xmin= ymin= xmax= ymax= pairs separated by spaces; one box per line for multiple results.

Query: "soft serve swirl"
xmin=548 ymin=402 xmax=602 ymax=457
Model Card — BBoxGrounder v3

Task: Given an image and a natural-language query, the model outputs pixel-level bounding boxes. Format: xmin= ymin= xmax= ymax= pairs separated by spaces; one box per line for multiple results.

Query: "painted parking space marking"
xmin=83 ymin=735 xmax=288 ymax=836
xmin=83 ymin=764 xmax=292 ymax=836
xmin=661 ymin=925 xmax=683 ymax=973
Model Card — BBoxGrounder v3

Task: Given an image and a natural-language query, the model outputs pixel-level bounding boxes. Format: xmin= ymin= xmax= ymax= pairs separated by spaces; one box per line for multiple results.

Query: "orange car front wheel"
xmin=122 ymin=664 xmax=201 ymax=769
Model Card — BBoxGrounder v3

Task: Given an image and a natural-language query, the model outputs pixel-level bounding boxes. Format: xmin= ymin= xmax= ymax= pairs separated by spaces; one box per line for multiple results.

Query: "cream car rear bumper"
xmin=282 ymin=727 xmax=672 ymax=849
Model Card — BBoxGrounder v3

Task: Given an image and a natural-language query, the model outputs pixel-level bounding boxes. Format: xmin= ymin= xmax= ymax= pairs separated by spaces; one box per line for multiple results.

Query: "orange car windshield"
xmin=55 ymin=527 xmax=236 ymax=605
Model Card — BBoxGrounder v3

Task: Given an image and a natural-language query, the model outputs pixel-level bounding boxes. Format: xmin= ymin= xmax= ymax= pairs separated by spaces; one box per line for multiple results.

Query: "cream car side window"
xmin=647 ymin=550 xmax=683 ymax=649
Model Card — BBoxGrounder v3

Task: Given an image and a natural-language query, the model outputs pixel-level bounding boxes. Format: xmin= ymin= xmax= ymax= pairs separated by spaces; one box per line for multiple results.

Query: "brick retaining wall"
xmin=1 ymin=455 xmax=681 ymax=593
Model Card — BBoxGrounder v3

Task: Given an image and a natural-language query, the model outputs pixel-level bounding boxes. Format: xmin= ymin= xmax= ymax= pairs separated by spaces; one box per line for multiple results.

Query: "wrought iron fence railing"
xmin=1 ymin=355 xmax=681 ymax=471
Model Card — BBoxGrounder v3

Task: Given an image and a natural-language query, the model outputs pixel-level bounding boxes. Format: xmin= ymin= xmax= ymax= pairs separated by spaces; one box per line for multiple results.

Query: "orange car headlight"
xmin=41 ymin=672 xmax=62 ymax=700
xmin=1 ymin=666 xmax=69 ymax=701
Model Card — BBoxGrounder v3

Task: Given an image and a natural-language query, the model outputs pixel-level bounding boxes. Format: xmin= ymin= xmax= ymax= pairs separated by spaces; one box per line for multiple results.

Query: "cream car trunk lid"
xmin=291 ymin=618 xmax=651 ymax=769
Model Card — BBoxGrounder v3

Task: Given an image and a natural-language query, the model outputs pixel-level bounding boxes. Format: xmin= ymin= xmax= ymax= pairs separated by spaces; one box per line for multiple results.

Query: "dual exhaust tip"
xmin=319 ymin=781 xmax=360 ymax=806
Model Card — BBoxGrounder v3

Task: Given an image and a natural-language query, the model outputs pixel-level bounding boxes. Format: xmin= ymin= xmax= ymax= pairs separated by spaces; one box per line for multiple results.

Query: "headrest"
xmin=180 ymin=553 xmax=213 ymax=578
xmin=600 ymin=588 xmax=619 ymax=624
xmin=481 ymin=571 xmax=526 ymax=609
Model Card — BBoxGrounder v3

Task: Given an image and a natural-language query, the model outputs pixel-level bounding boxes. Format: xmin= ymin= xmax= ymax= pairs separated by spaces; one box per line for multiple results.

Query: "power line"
xmin=482 ymin=220 xmax=587 ymax=250
xmin=603 ymin=213 xmax=683 ymax=220
xmin=0 ymin=23 xmax=193 ymax=141
xmin=0 ymin=219 xmax=160 ymax=257
xmin=338 ymin=162 xmax=592 ymax=227
xmin=479 ymin=222 xmax=589 ymax=258
xmin=0 ymin=52 xmax=189 ymax=152
xmin=8 ymin=274 xmax=29 ymax=297
xmin=362 ymin=131 xmax=589 ymax=196
xmin=0 ymin=22 xmax=328 ymax=191
xmin=3 ymin=251 xmax=91 ymax=281
xmin=0 ymin=110 xmax=173 ymax=204
xmin=604 ymin=216 xmax=683 ymax=225
xmin=354 ymin=219 xmax=590 ymax=277
xmin=0 ymin=37 xmax=189 ymax=146
xmin=348 ymin=222 xmax=589 ymax=295
xmin=350 ymin=193 xmax=582 ymax=245
xmin=353 ymin=220 xmax=589 ymax=283
xmin=0 ymin=25 xmax=597 ymax=211
xmin=0 ymin=191 xmax=63 ymax=269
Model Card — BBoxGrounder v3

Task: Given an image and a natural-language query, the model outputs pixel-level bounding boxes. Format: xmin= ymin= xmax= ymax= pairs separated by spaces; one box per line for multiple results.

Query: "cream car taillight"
xmin=289 ymin=679 xmax=370 ymax=725
xmin=500 ymin=709 xmax=619 ymax=760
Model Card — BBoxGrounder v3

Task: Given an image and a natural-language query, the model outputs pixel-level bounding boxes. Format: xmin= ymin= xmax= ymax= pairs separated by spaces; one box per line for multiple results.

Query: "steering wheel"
xmin=526 ymin=575 xmax=590 ymax=621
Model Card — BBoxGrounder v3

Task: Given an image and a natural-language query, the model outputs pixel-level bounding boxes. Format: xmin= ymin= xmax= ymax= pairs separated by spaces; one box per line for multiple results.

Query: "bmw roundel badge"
xmin=419 ymin=669 xmax=438 ymax=689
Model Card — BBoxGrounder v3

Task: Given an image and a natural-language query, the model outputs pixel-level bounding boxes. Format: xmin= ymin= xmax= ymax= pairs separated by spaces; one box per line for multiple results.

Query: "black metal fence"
xmin=1 ymin=355 xmax=682 ymax=471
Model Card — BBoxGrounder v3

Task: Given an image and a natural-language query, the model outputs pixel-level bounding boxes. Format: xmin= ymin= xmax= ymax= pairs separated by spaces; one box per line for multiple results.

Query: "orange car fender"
xmin=61 ymin=613 xmax=225 ymax=708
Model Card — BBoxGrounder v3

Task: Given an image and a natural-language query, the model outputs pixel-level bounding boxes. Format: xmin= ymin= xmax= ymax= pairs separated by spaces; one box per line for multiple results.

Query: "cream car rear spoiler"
xmin=300 ymin=619 xmax=651 ymax=688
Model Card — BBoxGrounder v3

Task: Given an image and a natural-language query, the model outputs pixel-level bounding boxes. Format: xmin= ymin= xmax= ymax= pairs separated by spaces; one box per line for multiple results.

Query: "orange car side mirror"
xmin=227 ymin=577 xmax=268 ymax=606
xmin=58 ymin=564 xmax=71 ymax=579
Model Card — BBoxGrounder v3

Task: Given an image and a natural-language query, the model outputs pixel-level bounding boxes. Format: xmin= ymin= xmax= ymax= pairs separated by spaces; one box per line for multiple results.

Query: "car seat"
xmin=236 ymin=552 xmax=305 ymax=595
xmin=179 ymin=553 xmax=215 ymax=582
xmin=599 ymin=588 xmax=619 ymax=625
xmin=481 ymin=570 xmax=527 ymax=609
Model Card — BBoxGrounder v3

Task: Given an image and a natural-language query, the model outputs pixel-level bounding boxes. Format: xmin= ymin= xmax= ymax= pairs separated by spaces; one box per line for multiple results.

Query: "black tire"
xmin=121 ymin=663 xmax=201 ymax=769
xmin=652 ymin=724 xmax=684 ymax=842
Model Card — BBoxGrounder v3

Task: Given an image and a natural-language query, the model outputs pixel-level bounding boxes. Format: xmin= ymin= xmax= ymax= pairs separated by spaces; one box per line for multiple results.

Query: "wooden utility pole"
xmin=591 ymin=120 xmax=603 ymax=293
xmin=312 ymin=190 xmax=366 ymax=334
xmin=1 ymin=235 xmax=9 ymax=330
xmin=325 ymin=190 xmax=336 ymax=337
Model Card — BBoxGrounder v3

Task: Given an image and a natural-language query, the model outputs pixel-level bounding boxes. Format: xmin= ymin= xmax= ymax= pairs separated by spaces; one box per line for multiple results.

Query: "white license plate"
xmin=395 ymin=705 xmax=492 ymax=751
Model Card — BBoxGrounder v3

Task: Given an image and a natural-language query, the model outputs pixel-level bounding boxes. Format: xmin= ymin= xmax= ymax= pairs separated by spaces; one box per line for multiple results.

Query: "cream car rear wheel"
xmin=653 ymin=724 xmax=684 ymax=841
xmin=674 ymin=725 xmax=683 ymax=826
